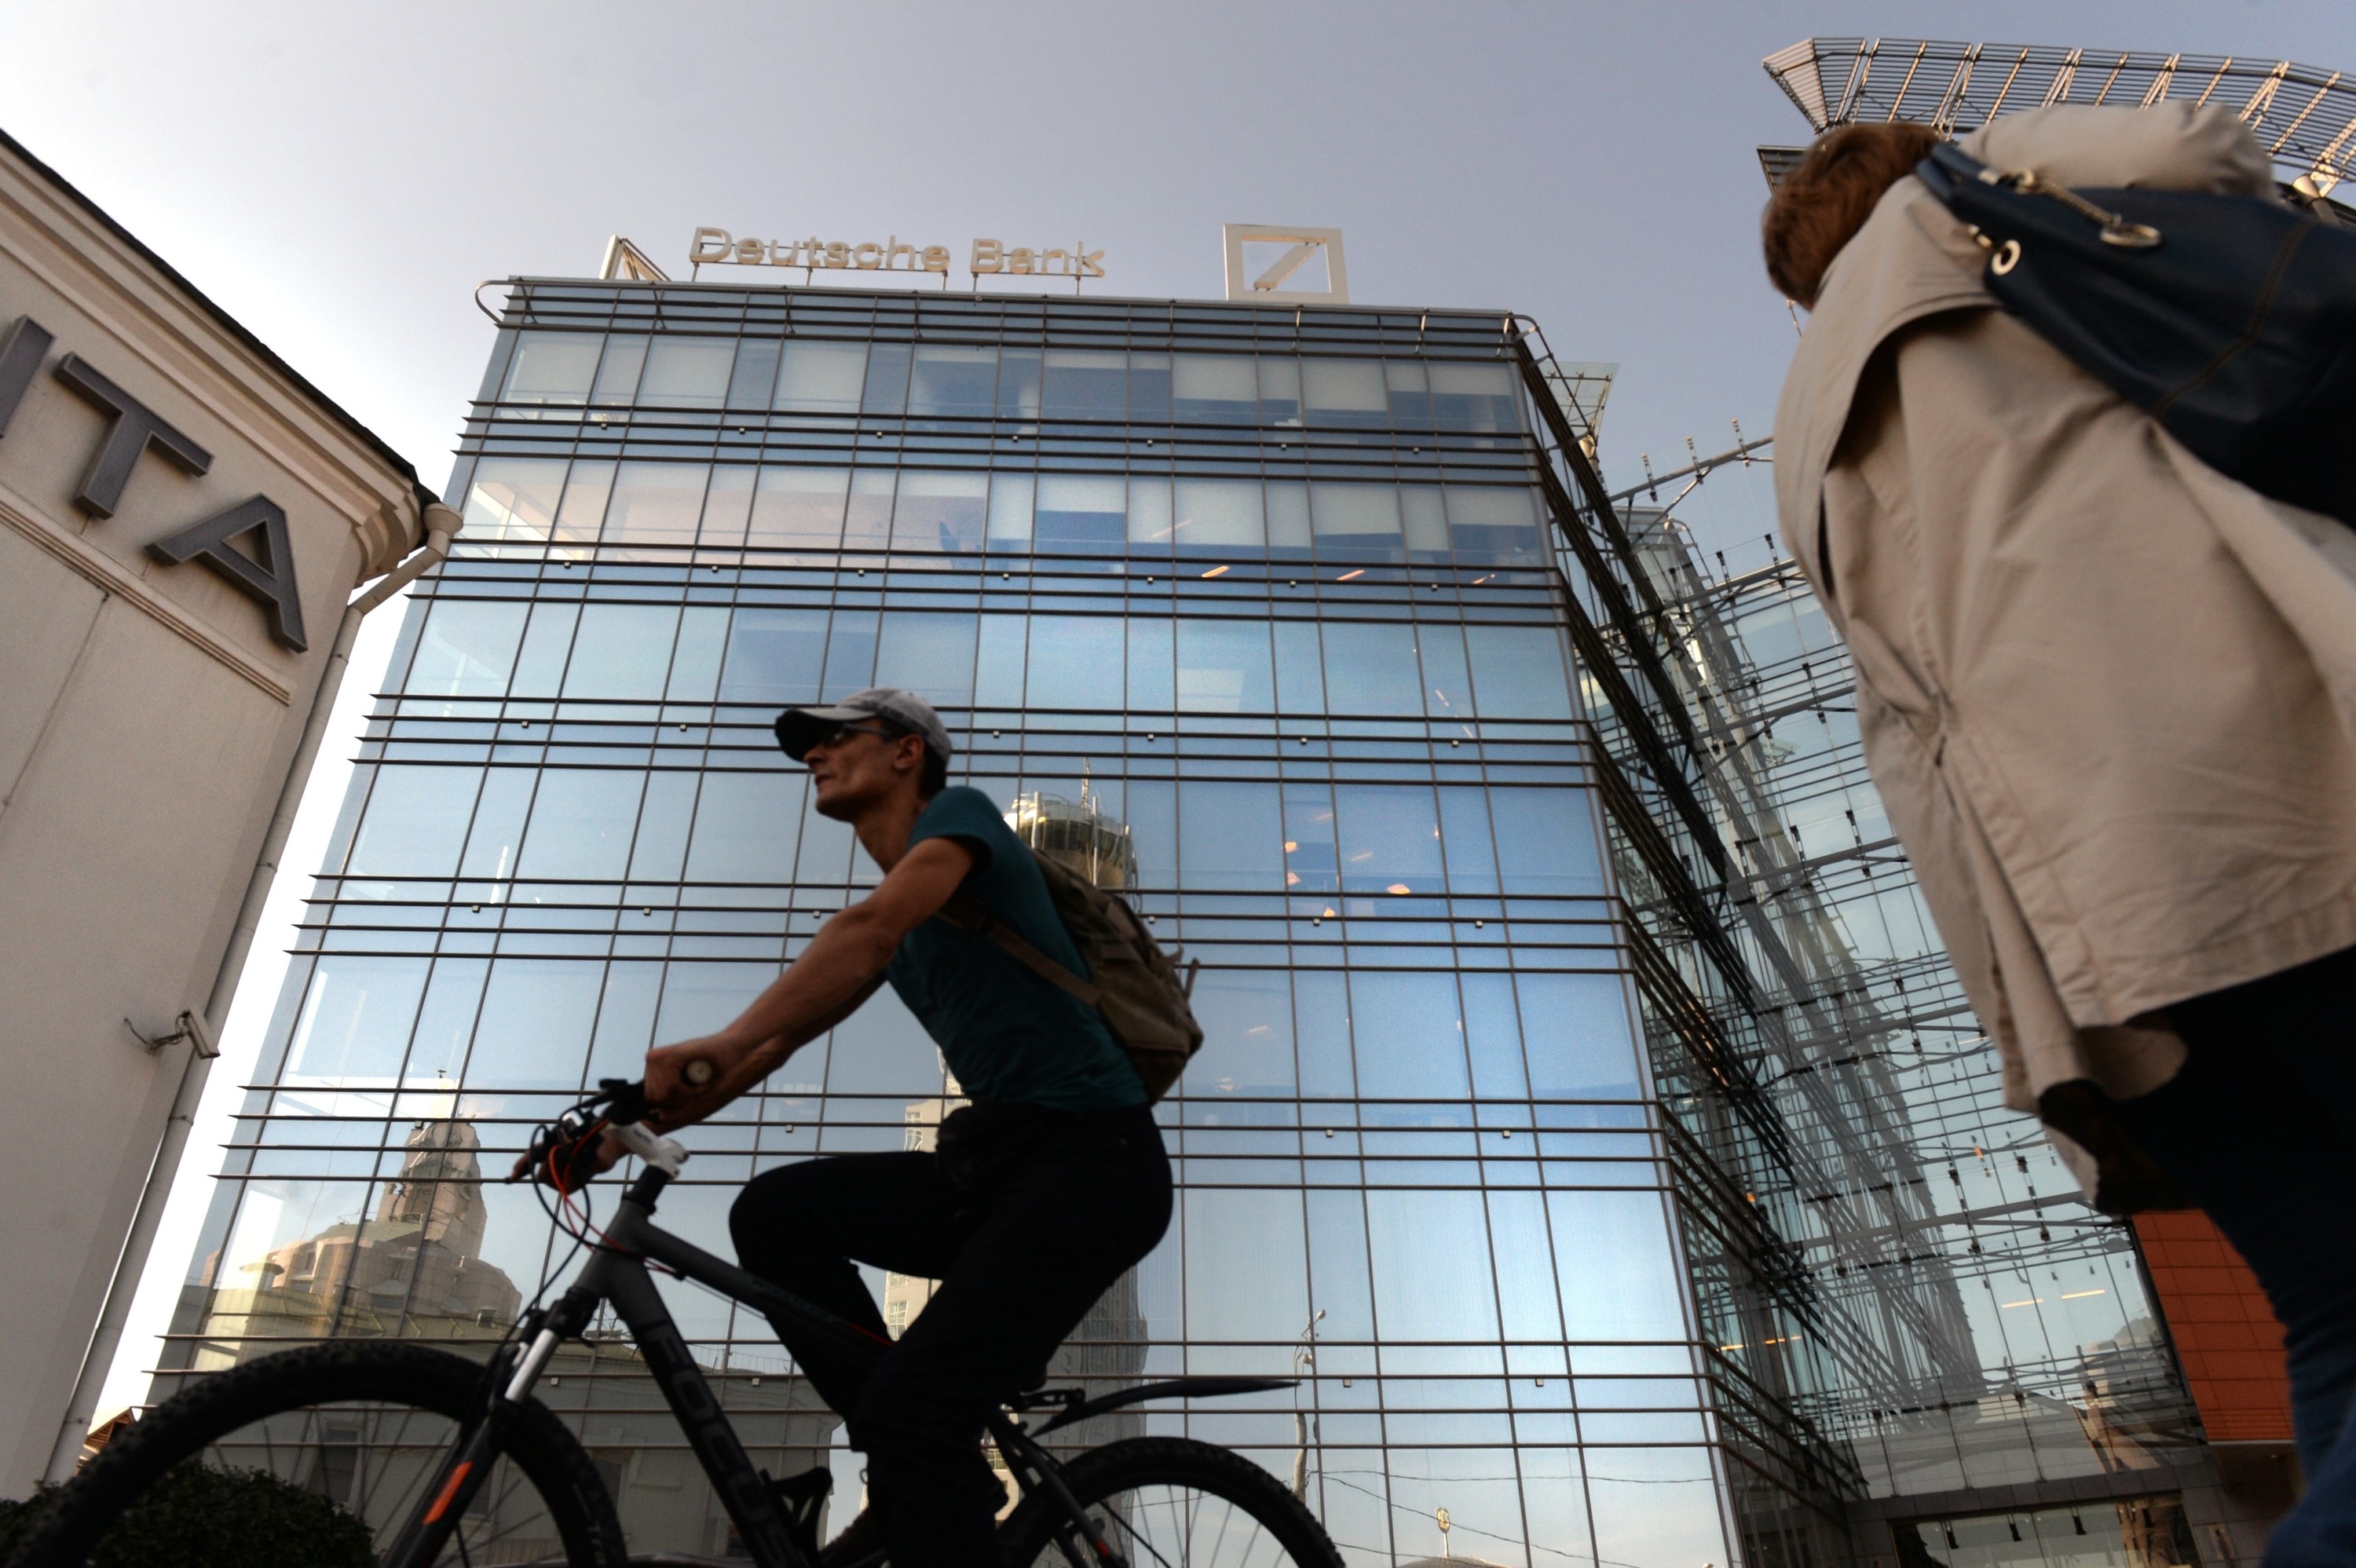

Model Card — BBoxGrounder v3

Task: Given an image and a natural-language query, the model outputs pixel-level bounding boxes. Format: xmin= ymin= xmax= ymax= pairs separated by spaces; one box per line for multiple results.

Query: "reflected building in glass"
xmin=160 ymin=281 xmax=1705 ymax=1566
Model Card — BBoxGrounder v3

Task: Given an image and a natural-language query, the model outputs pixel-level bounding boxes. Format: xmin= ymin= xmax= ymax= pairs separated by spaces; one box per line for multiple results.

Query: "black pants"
xmin=729 ymin=1102 xmax=1172 ymax=1568
xmin=2103 ymin=945 xmax=2356 ymax=1568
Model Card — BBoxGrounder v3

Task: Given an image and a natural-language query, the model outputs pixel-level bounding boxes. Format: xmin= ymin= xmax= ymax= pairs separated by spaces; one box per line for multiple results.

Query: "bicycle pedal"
xmin=763 ymin=1464 xmax=832 ymax=1554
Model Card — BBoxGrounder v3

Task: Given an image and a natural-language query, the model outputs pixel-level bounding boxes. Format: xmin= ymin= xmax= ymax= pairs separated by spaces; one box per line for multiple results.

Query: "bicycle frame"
xmin=384 ymin=1158 xmax=1135 ymax=1568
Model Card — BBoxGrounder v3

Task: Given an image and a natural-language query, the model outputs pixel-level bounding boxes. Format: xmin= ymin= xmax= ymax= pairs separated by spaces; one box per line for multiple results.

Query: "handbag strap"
xmin=1916 ymin=141 xmax=2162 ymax=248
xmin=935 ymin=892 xmax=1103 ymax=1008
xmin=1913 ymin=140 xmax=1980 ymax=203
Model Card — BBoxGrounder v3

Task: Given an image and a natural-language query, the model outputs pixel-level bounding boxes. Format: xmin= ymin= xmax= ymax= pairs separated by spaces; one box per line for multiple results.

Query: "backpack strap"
xmin=935 ymin=891 xmax=1104 ymax=1007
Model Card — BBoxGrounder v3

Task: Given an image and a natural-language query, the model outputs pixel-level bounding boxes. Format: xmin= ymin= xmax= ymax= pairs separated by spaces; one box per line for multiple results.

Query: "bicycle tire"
xmin=1000 ymin=1435 xmax=1344 ymax=1568
xmin=10 ymin=1341 xmax=628 ymax=1568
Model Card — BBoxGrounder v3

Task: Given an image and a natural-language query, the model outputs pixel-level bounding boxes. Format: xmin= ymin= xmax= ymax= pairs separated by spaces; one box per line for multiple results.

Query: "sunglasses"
xmin=806 ymin=721 xmax=902 ymax=751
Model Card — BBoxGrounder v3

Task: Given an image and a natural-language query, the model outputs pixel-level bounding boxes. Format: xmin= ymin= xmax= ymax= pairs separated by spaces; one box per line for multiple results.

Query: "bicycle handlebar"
xmin=587 ymin=1061 xmax=713 ymax=1113
xmin=514 ymin=1072 xmax=700 ymax=1188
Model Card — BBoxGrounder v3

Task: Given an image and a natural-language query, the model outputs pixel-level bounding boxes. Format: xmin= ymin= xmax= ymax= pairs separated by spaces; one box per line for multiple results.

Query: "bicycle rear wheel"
xmin=1000 ymin=1436 xmax=1344 ymax=1568
xmin=12 ymin=1342 xmax=627 ymax=1567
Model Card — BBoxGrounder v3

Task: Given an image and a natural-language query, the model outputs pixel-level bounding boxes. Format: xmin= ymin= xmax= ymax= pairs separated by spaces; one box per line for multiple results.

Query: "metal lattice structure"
xmin=1765 ymin=37 xmax=2356 ymax=196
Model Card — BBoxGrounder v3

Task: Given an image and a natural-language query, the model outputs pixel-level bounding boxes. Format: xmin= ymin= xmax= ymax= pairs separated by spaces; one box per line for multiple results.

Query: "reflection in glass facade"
xmin=1544 ymin=426 xmax=2233 ymax=1568
xmin=1901 ymin=1495 xmax=2200 ymax=1568
xmin=159 ymin=284 xmax=1729 ymax=1566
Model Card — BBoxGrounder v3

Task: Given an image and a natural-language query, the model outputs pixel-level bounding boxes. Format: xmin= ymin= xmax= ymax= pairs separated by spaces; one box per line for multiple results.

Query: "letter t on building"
xmin=52 ymin=353 xmax=212 ymax=517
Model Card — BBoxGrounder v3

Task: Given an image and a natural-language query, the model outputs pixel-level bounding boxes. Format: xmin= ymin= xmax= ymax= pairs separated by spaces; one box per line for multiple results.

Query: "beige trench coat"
xmin=1773 ymin=104 xmax=2356 ymax=1209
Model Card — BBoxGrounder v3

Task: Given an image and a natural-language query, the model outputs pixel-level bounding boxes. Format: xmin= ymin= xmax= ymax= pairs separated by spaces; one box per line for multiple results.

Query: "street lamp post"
xmin=1291 ymin=1308 xmax=1325 ymax=1501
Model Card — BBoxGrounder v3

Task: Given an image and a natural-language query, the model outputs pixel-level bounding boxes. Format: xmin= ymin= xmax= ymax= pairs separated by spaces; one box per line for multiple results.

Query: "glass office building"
xmin=159 ymin=281 xmax=1731 ymax=1566
xmin=1560 ymin=434 xmax=2260 ymax=1568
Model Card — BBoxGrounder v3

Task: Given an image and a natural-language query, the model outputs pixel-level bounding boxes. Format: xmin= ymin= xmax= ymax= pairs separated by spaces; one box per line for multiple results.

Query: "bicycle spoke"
xmin=1103 ymin=1500 xmax=1181 ymax=1568
xmin=1062 ymin=1483 xmax=1300 ymax=1568
xmin=170 ymin=1392 xmax=569 ymax=1566
xmin=346 ymin=1403 xmax=429 ymax=1533
xmin=1205 ymin=1486 xmax=1235 ymax=1563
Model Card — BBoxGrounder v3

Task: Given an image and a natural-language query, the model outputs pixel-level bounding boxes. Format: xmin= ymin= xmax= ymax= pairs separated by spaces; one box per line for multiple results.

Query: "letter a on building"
xmin=148 ymin=495 xmax=308 ymax=650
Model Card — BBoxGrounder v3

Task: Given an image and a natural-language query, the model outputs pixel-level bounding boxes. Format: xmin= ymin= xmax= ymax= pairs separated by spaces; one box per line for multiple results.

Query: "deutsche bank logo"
xmin=1222 ymin=225 xmax=1349 ymax=305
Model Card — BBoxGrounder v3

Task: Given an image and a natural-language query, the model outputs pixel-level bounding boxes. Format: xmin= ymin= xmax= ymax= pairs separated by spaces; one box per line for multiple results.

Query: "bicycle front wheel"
xmin=12 ymin=1342 xmax=627 ymax=1567
xmin=1001 ymin=1436 xmax=1344 ymax=1568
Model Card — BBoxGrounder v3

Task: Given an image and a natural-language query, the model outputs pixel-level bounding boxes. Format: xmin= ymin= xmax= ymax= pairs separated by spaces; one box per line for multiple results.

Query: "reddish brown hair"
xmin=1762 ymin=121 xmax=1942 ymax=306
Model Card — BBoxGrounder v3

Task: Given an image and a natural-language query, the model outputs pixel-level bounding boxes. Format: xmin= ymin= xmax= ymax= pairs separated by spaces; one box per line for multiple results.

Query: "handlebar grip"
xmin=682 ymin=1058 xmax=715 ymax=1087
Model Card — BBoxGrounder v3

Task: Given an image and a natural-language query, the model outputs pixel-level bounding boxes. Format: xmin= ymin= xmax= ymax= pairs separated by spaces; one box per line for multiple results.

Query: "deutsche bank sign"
xmin=690 ymin=228 xmax=1106 ymax=283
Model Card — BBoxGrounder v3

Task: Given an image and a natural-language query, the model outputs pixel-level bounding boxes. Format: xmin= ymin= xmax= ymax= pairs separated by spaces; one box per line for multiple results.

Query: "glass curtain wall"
xmin=1617 ymin=486 xmax=2203 ymax=1499
xmin=1507 ymin=356 xmax=2212 ymax=1568
xmin=158 ymin=285 xmax=1732 ymax=1568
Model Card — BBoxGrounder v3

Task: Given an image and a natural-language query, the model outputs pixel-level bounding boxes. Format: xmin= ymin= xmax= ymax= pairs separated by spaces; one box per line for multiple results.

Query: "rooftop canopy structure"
xmin=1763 ymin=37 xmax=2356 ymax=197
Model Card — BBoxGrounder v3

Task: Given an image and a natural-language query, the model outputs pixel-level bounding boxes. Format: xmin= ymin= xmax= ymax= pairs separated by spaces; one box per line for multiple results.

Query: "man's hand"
xmin=508 ymin=1128 xmax=627 ymax=1186
xmin=646 ymin=1036 xmax=741 ymax=1128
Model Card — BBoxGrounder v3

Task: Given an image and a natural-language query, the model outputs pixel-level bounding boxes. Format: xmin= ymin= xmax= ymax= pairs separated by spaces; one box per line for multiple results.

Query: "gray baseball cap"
xmin=773 ymin=687 xmax=954 ymax=765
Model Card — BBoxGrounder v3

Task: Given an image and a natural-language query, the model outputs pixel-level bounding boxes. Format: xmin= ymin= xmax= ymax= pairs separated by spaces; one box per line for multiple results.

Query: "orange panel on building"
xmin=2134 ymin=1211 xmax=2294 ymax=1442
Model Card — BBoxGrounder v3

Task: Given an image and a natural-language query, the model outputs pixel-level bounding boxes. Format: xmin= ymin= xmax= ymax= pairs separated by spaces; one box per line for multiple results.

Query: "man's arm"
xmin=640 ymin=834 xmax=977 ymax=1128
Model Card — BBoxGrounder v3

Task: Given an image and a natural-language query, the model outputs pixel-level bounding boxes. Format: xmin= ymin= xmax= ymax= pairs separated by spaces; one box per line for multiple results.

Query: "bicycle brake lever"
xmin=595 ymin=1077 xmax=652 ymax=1124
xmin=507 ymin=1127 xmax=558 ymax=1184
xmin=512 ymin=1116 xmax=606 ymax=1188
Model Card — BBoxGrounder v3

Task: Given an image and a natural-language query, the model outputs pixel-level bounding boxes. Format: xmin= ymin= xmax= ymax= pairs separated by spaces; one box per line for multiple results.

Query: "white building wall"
xmin=0 ymin=130 xmax=429 ymax=1491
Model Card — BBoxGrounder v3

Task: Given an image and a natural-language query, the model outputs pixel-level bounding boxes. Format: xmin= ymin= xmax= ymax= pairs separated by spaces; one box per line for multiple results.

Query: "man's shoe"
xmin=817 ymin=1507 xmax=888 ymax=1567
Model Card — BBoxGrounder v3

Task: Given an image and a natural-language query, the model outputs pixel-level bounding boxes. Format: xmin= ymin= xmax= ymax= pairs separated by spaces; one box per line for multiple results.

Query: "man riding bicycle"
xmin=564 ymin=688 xmax=1171 ymax=1568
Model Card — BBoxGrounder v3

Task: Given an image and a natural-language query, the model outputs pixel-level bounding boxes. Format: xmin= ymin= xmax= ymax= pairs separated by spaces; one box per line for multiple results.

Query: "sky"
xmin=9 ymin=0 xmax=2349 ymax=1420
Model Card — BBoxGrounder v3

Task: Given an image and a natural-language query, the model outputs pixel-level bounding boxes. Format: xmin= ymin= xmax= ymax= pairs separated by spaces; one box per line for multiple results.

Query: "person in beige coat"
xmin=1765 ymin=104 xmax=2356 ymax=1561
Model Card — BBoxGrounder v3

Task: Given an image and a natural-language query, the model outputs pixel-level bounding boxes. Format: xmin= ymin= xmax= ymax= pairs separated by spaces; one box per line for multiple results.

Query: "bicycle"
xmin=13 ymin=1078 xmax=1344 ymax=1568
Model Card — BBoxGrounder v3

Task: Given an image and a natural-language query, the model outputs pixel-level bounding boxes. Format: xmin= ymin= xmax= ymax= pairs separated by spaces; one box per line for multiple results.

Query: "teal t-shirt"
xmin=886 ymin=788 xmax=1147 ymax=1111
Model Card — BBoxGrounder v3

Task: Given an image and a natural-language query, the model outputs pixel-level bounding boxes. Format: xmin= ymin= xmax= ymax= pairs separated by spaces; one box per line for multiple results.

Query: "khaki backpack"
xmin=937 ymin=850 xmax=1203 ymax=1100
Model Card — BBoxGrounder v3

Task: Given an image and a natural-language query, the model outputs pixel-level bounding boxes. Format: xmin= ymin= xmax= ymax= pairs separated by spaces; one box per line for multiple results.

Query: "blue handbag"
xmin=1913 ymin=140 xmax=2356 ymax=528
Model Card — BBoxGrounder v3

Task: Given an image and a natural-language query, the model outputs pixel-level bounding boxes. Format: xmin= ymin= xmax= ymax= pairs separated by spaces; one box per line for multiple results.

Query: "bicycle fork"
xmin=379 ymin=1297 xmax=586 ymax=1568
